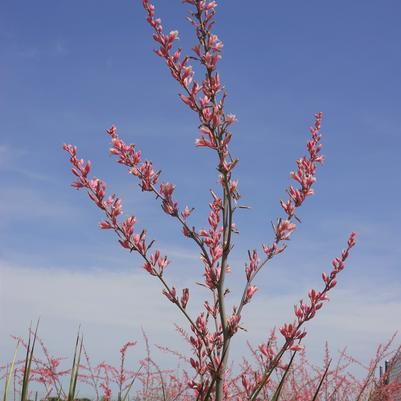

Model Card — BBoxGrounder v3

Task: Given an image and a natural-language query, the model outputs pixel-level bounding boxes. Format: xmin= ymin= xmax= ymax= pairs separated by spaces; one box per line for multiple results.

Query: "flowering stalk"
xmin=142 ymin=1 xmax=239 ymax=397
xmin=249 ymin=232 xmax=356 ymax=401
xmin=117 ymin=341 xmax=136 ymax=400
xmin=105 ymin=125 xmax=213 ymax=269
xmin=236 ymin=112 xmax=324 ymax=319
xmin=202 ymin=112 xmax=326 ymax=400
xmin=63 ymin=144 xmax=223 ymax=378
xmin=62 ymin=1 xmax=360 ymax=400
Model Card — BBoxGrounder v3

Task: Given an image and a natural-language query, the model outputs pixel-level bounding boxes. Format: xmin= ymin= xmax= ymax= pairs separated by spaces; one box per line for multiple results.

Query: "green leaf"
xmin=121 ymin=364 xmax=143 ymax=401
xmin=67 ymin=331 xmax=83 ymax=401
xmin=271 ymin=350 xmax=298 ymax=401
xmin=21 ymin=320 xmax=40 ymax=401
xmin=310 ymin=359 xmax=332 ymax=401
xmin=2 ymin=340 xmax=19 ymax=401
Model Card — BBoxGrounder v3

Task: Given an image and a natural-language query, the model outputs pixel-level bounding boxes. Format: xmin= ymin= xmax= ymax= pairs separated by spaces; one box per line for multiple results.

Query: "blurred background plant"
xmin=2 ymin=327 xmax=400 ymax=401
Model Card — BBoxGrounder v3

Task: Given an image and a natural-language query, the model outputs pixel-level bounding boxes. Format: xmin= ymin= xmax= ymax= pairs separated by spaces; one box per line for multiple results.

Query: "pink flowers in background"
xmin=3 ymin=332 xmax=400 ymax=401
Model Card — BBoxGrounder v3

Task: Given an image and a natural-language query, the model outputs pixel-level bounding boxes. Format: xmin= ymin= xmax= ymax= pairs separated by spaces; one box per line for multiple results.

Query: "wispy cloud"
xmin=54 ymin=40 xmax=68 ymax=56
xmin=16 ymin=47 xmax=40 ymax=59
xmin=0 ymin=187 xmax=78 ymax=221
xmin=0 ymin=144 xmax=53 ymax=182
xmin=0 ymin=144 xmax=17 ymax=168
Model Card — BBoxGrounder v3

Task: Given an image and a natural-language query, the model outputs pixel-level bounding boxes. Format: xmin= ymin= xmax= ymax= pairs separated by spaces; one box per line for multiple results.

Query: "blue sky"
xmin=1 ymin=0 xmax=401 ymax=388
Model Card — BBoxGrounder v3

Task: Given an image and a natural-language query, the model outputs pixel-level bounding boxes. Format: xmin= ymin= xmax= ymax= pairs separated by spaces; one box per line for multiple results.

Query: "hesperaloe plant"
xmin=62 ymin=1 xmax=358 ymax=400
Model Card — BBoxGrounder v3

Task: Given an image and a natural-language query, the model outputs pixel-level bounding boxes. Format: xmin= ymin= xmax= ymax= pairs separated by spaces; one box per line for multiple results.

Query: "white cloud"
xmin=241 ymin=287 xmax=401 ymax=362
xmin=0 ymin=262 xmax=188 ymax=362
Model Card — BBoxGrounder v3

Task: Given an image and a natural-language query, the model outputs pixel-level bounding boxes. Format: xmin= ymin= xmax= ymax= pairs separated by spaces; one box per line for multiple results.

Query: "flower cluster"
xmin=236 ymin=114 xmax=325 ymax=321
xmin=107 ymin=126 xmax=160 ymax=192
xmin=63 ymin=144 xmax=169 ymax=278
xmin=187 ymin=312 xmax=224 ymax=397
xmin=106 ymin=126 xmax=202 ymax=240
xmin=143 ymin=0 xmax=237 ymax=184
xmin=143 ymin=0 xmax=198 ymax=108
xmin=264 ymin=112 xmax=325 ymax=259
xmin=280 ymin=232 xmax=357 ymax=347
xmin=287 ymin=112 xmax=324 ymax=209
xmin=199 ymin=192 xmax=224 ymax=290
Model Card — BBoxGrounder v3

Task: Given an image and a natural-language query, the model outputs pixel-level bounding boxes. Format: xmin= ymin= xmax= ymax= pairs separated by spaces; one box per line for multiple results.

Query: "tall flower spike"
xmin=61 ymin=3 xmax=362 ymax=401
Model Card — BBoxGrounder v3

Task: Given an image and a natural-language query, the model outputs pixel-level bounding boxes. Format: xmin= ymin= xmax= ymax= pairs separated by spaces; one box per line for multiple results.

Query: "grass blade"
xmin=21 ymin=321 xmax=39 ymax=401
xmin=310 ymin=359 xmax=332 ymax=401
xmin=2 ymin=340 xmax=20 ymax=401
xmin=271 ymin=350 xmax=298 ymax=401
xmin=67 ymin=332 xmax=83 ymax=401
xmin=121 ymin=364 xmax=143 ymax=401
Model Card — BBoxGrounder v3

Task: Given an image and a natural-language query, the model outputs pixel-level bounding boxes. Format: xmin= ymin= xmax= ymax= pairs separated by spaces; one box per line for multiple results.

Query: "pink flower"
xmin=244 ymin=285 xmax=258 ymax=304
xmin=275 ymin=219 xmax=297 ymax=241
xmin=163 ymin=286 xmax=177 ymax=303
xmin=119 ymin=341 xmax=136 ymax=356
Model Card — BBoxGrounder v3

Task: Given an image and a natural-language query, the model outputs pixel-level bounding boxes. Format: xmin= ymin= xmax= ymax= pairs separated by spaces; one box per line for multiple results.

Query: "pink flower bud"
xmin=180 ymin=288 xmax=189 ymax=309
xmin=168 ymin=30 xmax=179 ymax=42
xmin=99 ymin=220 xmax=113 ymax=229
xmin=163 ymin=286 xmax=177 ymax=303
xmin=348 ymin=232 xmax=357 ymax=247
xmin=225 ymin=113 xmax=237 ymax=124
